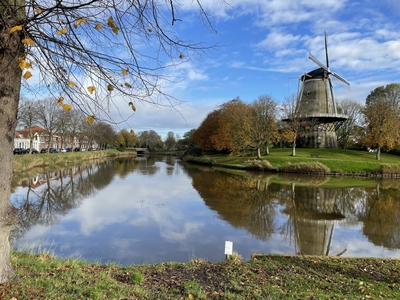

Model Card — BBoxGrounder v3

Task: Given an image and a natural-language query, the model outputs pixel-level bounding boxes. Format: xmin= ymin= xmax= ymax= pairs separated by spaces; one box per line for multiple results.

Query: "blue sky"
xmin=24 ymin=0 xmax=400 ymax=139
xmin=130 ymin=0 xmax=400 ymax=139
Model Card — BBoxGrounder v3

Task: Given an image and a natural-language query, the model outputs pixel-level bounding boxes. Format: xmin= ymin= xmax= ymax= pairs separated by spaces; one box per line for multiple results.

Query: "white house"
xmin=14 ymin=126 xmax=47 ymax=150
xmin=14 ymin=125 xmax=94 ymax=151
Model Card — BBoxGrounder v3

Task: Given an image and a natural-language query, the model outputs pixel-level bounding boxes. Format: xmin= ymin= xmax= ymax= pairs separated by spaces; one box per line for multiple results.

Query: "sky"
xmin=23 ymin=0 xmax=400 ymax=139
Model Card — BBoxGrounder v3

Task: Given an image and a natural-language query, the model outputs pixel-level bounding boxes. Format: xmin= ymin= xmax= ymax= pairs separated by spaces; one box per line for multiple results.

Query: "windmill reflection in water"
xmin=283 ymin=182 xmax=346 ymax=256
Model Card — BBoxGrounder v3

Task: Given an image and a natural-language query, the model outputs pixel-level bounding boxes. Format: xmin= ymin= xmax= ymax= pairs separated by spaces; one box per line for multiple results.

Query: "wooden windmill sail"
xmin=295 ymin=32 xmax=349 ymax=148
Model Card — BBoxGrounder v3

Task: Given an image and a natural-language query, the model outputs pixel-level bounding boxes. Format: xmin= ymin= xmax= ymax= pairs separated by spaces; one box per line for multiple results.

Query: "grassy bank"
xmin=3 ymin=251 xmax=400 ymax=299
xmin=12 ymin=149 xmax=136 ymax=174
xmin=184 ymin=148 xmax=400 ymax=175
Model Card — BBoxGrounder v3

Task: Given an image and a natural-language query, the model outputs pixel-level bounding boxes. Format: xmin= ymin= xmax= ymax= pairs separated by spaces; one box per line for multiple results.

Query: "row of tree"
xmin=192 ymin=83 xmax=400 ymax=160
xmin=18 ymin=97 xmax=195 ymax=151
xmin=19 ymin=83 xmax=400 ymax=159
xmin=114 ymin=129 xmax=195 ymax=150
xmin=18 ymin=98 xmax=116 ymax=150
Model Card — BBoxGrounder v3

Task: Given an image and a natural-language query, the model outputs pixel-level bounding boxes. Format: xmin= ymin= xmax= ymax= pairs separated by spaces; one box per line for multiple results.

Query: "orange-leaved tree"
xmin=1 ymin=0 xmax=218 ymax=283
xmin=362 ymin=84 xmax=400 ymax=160
xmin=193 ymin=109 xmax=221 ymax=150
xmin=211 ymin=98 xmax=250 ymax=153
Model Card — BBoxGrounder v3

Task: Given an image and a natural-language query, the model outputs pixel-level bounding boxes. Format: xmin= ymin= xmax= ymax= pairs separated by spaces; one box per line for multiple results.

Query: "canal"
xmin=10 ymin=155 xmax=400 ymax=265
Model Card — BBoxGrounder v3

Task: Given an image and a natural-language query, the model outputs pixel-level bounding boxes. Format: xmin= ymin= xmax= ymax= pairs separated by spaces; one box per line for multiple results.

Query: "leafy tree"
xmin=115 ymin=131 xmax=126 ymax=148
xmin=138 ymin=130 xmax=162 ymax=150
xmin=336 ymin=99 xmax=364 ymax=149
xmin=177 ymin=129 xmax=196 ymax=149
xmin=1 ymin=0 xmax=217 ymax=282
xmin=193 ymin=110 xmax=222 ymax=150
xmin=116 ymin=129 xmax=136 ymax=148
xmin=164 ymin=131 xmax=176 ymax=150
xmin=212 ymin=98 xmax=250 ymax=153
xmin=247 ymin=94 xmax=278 ymax=158
xmin=362 ymin=84 xmax=400 ymax=160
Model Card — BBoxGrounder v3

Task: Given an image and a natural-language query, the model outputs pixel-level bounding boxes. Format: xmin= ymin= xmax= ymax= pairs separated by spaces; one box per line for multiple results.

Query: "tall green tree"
xmin=362 ymin=84 xmax=400 ymax=160
xmin=1 ymin=0 xmax=217 ymax=283
xmin=177 ymin=129 xmax=196 ymax=148
xmin=138 ymin=130 xmax=162 ymax=150
xmin=164 ymin=131 xmax=176 ymax=150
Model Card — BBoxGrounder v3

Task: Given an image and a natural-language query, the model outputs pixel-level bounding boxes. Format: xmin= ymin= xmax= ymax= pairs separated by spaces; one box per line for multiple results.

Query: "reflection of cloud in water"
xmin=333 ymin=224 xmax=400 ymax=258
xmin=63 ymin=170 xmax=198 ymax=236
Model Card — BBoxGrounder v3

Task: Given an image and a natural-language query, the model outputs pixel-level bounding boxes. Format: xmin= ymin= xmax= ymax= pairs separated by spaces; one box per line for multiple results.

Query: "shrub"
xmin=373 ymin=164 xmax=400 ymax=175
xmin=244 ymin=159 xmax=273 ymax=171
xmin=279 ymin=162 xmax=330 ymax=174
xmin=182 ymin=146 xmax=203 ymax=157
xmin=181 ymin=154 xmax=215 ymax=164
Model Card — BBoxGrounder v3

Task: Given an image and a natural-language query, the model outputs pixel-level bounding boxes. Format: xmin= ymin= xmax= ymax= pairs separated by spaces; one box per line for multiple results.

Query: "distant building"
xmin=14 ymin=125 xmax=95 ymax=151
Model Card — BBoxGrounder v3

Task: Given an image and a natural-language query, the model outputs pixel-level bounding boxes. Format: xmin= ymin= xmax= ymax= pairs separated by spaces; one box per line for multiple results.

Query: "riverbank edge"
xmin=12 ymin=149 xmax=137 ymax=174
xmin=181 ymin=152 xmax=400 ymax=178
xmin=4 ymin=251 xmax=400 ymax=299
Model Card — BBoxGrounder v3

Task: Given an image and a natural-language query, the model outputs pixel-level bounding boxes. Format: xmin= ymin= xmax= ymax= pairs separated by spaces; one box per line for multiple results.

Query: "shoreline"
xmin=5 ymin=251 xmax=400 ymax=299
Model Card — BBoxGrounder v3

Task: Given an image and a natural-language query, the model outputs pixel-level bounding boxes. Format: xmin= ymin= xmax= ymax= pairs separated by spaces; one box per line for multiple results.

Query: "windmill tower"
xmin=295 ymin=32 xmax=349 ymax=148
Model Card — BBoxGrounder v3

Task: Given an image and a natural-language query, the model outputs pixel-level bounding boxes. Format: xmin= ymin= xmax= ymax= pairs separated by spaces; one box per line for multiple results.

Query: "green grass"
xmin=205 ymin=148 xmax=400 ymax=174
xmin=12 ymin=149 xmax=133 ymax=174
xmin=4 ymin=251 xmax=400 ymax=299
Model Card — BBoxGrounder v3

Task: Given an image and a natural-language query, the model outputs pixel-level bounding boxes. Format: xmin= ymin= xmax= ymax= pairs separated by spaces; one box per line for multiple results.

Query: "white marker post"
xmin=224 ymin=241 xmax=233 ymax=259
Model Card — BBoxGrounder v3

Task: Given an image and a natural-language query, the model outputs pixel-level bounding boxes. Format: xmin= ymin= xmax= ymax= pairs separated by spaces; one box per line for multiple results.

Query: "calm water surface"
xmin=10 ymin=155 xmax=400 ymax=265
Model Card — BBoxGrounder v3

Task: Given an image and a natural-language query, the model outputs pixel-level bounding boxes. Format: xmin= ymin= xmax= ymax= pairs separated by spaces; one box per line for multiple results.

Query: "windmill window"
xmin=307 ymin=91 xmax=310 ymax=96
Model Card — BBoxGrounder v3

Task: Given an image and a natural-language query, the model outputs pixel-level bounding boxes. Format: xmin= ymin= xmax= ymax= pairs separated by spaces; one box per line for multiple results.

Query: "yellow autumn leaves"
xmin=19 ymin=58 xmax=33 ymax=80
xmin=57 ymin=97 xmax=72 ymax=112
xmin=56 ymin=97 xmax=96 ymax=125
xmin=107 ymin=17 xmax=119 ymax=35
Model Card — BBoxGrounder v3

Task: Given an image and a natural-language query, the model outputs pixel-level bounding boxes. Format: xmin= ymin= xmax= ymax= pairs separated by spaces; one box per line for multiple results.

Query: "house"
xmin=14 ymin=126 xmax=47 ymax=150
xmin=14 ymin=125 xmax=94 ymax=150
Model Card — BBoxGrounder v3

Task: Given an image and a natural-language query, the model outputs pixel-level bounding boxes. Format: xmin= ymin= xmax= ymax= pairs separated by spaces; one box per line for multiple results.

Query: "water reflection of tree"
xmin=358 ymin=183 xmax=400 ymax=249
xmin=191 ymin=170 xmax=278 ymax=240
xmin=134 ymin=156 xmax=160 ymax=175
xmin=113 ymin=158 xmax=138 ymax=178
xmin=11 ymin=160 xmax=117 ymax=242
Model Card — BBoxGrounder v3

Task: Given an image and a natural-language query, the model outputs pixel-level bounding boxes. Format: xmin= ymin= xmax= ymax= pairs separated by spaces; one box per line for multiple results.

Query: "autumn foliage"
xmin=194 ymin=96 xmax=279 ymax=157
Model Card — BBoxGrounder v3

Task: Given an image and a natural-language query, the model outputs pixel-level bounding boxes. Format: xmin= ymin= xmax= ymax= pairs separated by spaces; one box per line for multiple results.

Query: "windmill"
xmin=293 ymin=32 xmax=349 ymax=148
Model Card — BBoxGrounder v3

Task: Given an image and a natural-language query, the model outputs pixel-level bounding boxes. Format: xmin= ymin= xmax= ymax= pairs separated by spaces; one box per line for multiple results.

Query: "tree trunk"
xmin=0 ymin=1 xmax=25 ymax=283
xmin=0 ymin=206 xmax=18 ymax=283
xmin=291 ymin=141 xmax=296 ymax=156
xmin=291 ymin=133 xmax=297 ymax=156
xmin=0 ymin=0 xmax=25 ymax=284
xmin=256 ymin=147 xmax=262 ymax=159
xmin=376 ymin=146 xmax=381 ymax=160
xmin=265 ymin=142 xmax=270 ymax=155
